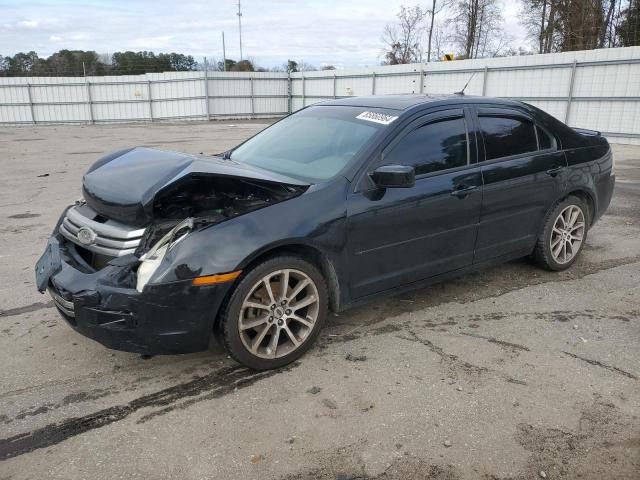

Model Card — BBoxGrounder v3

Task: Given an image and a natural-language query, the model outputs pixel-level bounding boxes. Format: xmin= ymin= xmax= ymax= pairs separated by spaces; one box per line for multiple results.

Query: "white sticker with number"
xmin=356 ymin=111 xmax=399 ymax=125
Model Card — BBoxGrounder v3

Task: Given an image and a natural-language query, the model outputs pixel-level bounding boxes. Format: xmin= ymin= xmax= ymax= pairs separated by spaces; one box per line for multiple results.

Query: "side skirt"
xmin=338 ymin=247 xmax=533 ymax=313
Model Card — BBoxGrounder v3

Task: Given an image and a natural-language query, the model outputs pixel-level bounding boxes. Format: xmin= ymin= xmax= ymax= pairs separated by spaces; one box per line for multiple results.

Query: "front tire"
xmin=532 ymin=195 xmax=589 ymax=271
xmin=221 ymin=255 xmax=328 ymax=370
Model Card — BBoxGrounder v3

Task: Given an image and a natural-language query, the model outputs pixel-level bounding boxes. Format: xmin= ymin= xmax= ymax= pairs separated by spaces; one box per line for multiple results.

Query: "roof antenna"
xmin=454 ymin=72 xmax=477 ymax=95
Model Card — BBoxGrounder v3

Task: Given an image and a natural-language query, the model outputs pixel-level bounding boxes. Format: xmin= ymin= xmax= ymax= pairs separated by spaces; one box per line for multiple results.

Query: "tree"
xmin=5 ymin=51 xmax=44 ymax=75
xmin=44 ymin=50 xmax=105 ymax=76
xmin=449 ymin=0 xmax=507 ymax=58
xmin=162 ymin=53 xmax=198 ymax=71
xmin=382 ymin=5 xmax=427 ymax=64
xmin=521 ymin=0 xmax=557 ymax=53
xmin=218 ymin=58 xmax=236 ymax=71
xmin=282 ymin=60 xmax=316 ymax=72
xmin=322 ymin=65 xmax=337 ymax=70
xmin=618 ymin=0 xmax=640 ymax=46
xmin=426 ymin=1 xmax=451 ymax=62
xmin=282 ymin=60 xmax=297 ymax=73
xmin=521 ymin=0 xmax=629 ymax=53
xmin=231 ymin=59 xmax=255 ymax=71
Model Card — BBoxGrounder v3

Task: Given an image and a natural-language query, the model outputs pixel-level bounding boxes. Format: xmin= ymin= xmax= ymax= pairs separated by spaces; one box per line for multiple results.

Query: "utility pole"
xmin=222 ymin=31 xmax=227 ymax=71
xmin=237 ymin=0 xmax=243 ymax=61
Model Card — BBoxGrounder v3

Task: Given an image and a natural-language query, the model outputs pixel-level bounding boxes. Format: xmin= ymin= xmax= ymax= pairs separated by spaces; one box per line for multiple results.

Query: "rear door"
xmin=473 ymin=107 xmax=567 ymax=263
xmin=346 ymin=108 xmax=483 ymax=299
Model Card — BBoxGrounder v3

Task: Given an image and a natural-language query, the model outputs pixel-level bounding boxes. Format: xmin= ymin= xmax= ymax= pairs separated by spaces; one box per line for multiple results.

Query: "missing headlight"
xmin=135 ymin=218 xmax=194 ymax=292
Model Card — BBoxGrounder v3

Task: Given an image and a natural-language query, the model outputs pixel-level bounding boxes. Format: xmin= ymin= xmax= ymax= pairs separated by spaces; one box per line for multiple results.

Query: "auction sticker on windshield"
xmin=356 ymin=111 xmax=398 ymax=125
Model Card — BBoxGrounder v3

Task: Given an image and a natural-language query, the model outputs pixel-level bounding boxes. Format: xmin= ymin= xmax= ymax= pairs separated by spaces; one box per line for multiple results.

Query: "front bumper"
xmin=35 ymin=233 xmax=232 ymax=355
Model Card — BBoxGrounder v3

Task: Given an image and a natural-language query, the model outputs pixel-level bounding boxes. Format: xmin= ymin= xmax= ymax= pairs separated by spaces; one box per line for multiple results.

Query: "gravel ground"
xmin=0 ymin=121 xmax=638 ymax=480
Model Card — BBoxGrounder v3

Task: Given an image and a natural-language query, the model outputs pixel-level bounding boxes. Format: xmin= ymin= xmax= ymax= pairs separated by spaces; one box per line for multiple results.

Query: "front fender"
xmin=147 ymin=178 xmax=350 ymax=285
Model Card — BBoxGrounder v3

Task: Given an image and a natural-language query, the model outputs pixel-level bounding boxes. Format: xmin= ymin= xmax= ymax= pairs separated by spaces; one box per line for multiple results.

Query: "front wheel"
xmin=221 ymin=255 xmax=328 ymax=370
xmin=532 ymin=196 xmax=589 ymax=271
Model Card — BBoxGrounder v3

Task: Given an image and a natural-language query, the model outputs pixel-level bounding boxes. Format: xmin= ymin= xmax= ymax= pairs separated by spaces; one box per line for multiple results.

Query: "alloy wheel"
xmin=550 ymin=205 xmax=585 ymax=264
xmin=238 ymin=269 xmax=319 ymax=359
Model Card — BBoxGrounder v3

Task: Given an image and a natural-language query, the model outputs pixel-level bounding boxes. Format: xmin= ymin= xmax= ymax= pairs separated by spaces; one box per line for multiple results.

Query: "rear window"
xmin=480 ymin=116 xmax=538 ymax=160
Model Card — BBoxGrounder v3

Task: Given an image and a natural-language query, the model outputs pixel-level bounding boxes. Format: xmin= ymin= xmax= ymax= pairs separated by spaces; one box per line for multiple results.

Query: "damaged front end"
xmin=35 ymin=147 xmax=308 ymax=354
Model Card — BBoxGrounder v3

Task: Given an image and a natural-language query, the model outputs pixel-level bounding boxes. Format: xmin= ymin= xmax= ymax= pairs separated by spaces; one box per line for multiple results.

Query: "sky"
xmin=0 ymin=0 xmax=529 ymax=68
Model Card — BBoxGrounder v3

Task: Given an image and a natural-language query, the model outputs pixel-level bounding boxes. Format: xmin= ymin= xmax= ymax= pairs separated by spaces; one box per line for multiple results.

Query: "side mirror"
xmin=370 ymin=165 xmax=415 ymax=189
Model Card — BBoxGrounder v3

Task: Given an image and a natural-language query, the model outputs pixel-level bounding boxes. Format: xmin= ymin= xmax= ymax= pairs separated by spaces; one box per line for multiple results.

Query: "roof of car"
xmin=318 ymin=94 xmax=524 ymax=111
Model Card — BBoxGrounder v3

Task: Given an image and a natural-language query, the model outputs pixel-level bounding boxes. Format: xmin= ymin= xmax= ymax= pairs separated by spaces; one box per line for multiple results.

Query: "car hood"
xmin=82 ymin=147 xmax=308 ymax=226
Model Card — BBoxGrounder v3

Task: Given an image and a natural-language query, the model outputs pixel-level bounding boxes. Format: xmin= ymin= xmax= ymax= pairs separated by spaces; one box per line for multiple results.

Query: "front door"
xmin=346 ymin=109 xmax=483 ymax=299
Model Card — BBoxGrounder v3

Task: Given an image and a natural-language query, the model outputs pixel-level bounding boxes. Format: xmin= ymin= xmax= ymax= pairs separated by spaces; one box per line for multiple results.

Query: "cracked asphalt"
xmin=0 ymin=122 xmax=638 ymax=479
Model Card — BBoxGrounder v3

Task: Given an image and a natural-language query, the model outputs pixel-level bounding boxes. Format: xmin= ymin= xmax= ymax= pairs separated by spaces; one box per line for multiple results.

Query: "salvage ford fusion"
xmin=36 ymin=95 xmax=615 ymax=370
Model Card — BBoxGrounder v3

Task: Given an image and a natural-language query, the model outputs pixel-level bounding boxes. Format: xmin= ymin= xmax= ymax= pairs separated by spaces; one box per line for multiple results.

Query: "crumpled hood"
xmin=82 ymin=147 xmax=308 ymax=226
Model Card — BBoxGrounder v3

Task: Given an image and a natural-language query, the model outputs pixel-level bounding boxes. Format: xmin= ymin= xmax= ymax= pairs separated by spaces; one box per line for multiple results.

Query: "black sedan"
xmin=36 ymin=94 xmax=615 ymax=370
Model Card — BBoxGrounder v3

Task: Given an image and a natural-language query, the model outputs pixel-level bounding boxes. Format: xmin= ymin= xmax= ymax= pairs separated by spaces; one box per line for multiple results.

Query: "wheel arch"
xmin=564 ymin=189 xmax=596 ymax=225
xmin=236 ymin=240 xmax=342 ymax=313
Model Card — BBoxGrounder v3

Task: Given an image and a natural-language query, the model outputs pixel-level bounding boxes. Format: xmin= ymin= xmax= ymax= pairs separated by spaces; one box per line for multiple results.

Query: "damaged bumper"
xmin=35 ymin=233 xmax=232 ymax=355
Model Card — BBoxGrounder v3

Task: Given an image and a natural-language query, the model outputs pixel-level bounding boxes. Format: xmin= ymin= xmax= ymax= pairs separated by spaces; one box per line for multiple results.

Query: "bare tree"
xmin=449 ymin=0 xmax=506 ymax=58
xmin=381 ymin=5 xmax=427 ymax=64
xmin=431 ymin=19 xmax=448 ymax=60
xmin=426 ymin=0 xmax=451 ymax=61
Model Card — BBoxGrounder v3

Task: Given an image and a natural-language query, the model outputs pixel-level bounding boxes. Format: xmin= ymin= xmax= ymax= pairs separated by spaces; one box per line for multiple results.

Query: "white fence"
xmin=1 ymin=46 xmax=640 ymax=144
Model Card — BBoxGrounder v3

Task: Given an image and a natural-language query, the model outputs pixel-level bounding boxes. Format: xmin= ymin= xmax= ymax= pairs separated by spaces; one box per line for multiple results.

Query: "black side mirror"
xmin=370 ymin=165 xmax=415 ymax=188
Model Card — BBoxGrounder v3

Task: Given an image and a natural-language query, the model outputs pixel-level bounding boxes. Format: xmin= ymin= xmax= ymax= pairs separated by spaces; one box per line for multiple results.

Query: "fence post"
xmin=333 ymin=73 xmax=337 ymax=99
xmin=301 ymin=73 xmax=305 ymax=107
xmin=371 ymin=72 xmax=376 ymax=95
xmin=419 ymin=66 xmax=424 ymax=94
xmin=565 ymin=60 xmax=577 ymax=124
xmin=287 ymin=73 xmax=292 ymax=114
xmin=249 ymin=77 xmax=255 ymax=116
xmin=85 ymin=79 xmax=94 ymax=124
xmin=482 ymin=66 xmax=488 ymax=96
xmin=203 ymin=57 xmax=211 ymax=121
xmin=147 ymin=80 xmax=153 ymax=122
xmin=26 ymin=83 xmax=36 ymax=124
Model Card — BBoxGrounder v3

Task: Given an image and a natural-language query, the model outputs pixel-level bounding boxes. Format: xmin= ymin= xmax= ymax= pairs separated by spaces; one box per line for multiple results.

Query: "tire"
xmin=221 ymin=255 xmax=328 ymax=370
xmin=532 ymin=195 xmax=589 ymax=271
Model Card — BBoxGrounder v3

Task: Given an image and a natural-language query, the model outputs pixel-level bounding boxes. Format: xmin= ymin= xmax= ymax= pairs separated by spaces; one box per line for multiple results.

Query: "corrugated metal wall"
xmin=1 ymin=47 xmax=639 ymax=144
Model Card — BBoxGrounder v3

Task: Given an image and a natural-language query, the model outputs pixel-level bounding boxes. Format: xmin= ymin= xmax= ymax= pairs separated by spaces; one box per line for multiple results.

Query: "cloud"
xmin=0 ymin=0 xmax=528 ymax=68
xmin=17 ymin=19 xmax=41 ymax=29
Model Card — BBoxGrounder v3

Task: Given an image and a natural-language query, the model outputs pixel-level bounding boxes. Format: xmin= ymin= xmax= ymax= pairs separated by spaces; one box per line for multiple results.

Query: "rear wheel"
xmin=532 ymin=196 xmax=589 ymax=271
xmin=221 ymin=256 xmax=328 ymax=370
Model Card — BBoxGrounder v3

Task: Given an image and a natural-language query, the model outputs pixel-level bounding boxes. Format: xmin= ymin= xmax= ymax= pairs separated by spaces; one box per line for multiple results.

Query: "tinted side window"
xmin=480 ymin=116 xmax=537 ymax=160
xmin=537 ymin=125 xmax=555 ymax=150
xmin=385 ymin=118 xmax=468 ymax=176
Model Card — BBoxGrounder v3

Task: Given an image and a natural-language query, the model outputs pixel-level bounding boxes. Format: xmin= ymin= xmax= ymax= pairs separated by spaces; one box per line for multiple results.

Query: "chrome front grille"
xmin=59 ymin=204 xmax=146 ymax=257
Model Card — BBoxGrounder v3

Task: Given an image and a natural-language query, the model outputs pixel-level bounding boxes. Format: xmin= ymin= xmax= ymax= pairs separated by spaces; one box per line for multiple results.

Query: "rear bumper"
xmin=37 ymin=233 xmax=232 ymax=355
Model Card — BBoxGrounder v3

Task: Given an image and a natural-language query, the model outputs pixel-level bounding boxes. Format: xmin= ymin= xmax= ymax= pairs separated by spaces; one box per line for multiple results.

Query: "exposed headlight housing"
xmin=136 ymin=218 xmax=194 ymax=292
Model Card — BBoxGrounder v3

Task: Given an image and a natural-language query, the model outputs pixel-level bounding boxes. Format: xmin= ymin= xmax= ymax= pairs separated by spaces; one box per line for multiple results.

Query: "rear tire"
xmin=532 ymin=195 xmax=589 ymax=271
xmin=221 ymin=255 xmax=328 ymax=370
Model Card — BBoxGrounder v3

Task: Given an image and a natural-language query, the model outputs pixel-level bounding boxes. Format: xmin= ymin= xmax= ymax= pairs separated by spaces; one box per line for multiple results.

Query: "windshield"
xmin=230 ymin=106 xmax=389 ymax=182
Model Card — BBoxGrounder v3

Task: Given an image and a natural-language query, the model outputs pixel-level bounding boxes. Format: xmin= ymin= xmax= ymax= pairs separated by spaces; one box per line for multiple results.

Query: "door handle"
xmin=545 ymin=166 xmax=564 ymax=177
xmin=450 ymin=185 xmax=478 ymax=197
